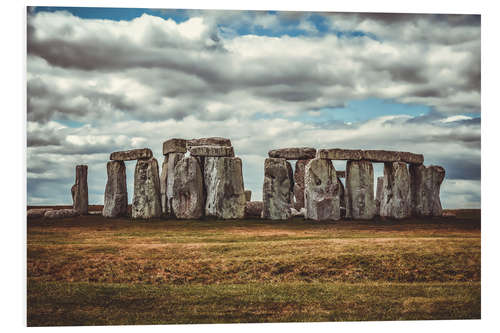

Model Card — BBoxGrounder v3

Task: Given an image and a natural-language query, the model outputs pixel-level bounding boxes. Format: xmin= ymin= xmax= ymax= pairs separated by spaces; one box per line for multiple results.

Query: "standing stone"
xmin=293 ymin=159 xmax=310 ymax=210
xmin=172 ymin=156 xmax=204 ymax=219
xmin=375 ymin=176 xmax=384 ymax=215
xmin=204 ymin=157 xmax=246 ymax=219
xmin=132 ymin=158 xmax=161 ymax=219
xmin=165 ymin=153 xmax=185 ymax=216
xmin=71 ymin=165 xmax=88 ymax=215
xmin=262 ymin=158 xmax=294 ymax=220
xmin=245 ymin=201 xmax=263 ymax=218
xmin=103 ymin=161 xmax=128 ymax=218
xmin=410 ymin=164 xmax=445 ymax=216
xmin=160 ymin=156 xmax=169 ymax=215
xmin=304 ymin=158 xmax=341 ymax=221
xmin=345 ymin=160 xmax=376 ymax=220
xmin=338 ymin=177 xmax=346 ymax=218
xmin=380 ymin=162 xmax=411 ymax=219
xmin=245 ymin=190 xmax=252 ymax=202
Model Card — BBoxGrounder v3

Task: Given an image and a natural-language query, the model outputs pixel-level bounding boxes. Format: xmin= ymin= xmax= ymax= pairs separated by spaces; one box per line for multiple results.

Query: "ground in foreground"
xmin=27 ymin=209 xmax=480 ymax=326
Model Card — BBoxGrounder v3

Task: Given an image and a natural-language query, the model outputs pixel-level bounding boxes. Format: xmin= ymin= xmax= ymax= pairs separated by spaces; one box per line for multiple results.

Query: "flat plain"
xmin=27 ymin=209 xmax=480 ymax=326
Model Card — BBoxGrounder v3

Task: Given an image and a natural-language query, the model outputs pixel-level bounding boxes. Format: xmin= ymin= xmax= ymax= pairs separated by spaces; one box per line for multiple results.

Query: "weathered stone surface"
xmin=245 ymin=201 xmax=263 ymax=218
xmin=268 ymin=147 xmax=316 ymax=160
xmin=103 ymin=161 xmax=128 ymax=218
xmin=245 ymin=190 xmax=252 ymax=201
xmin=375 ymin=176 xmax=384 ymax=215
xmin=189 ymin=145 xmax=234 ymax=157
xmin=262 ymin=158 xmax=294 ymax=220
xmin=132 ymin=158 xmax=161 ymax=219
xmin=71 ymin=165 xmax=88 ymax=215
xmin=345 ymin=160 xmax=376 ymax=220
xmin=172 ymin=156 xmax=204 ymax=219
xmin=338 ymin=178 xmax=346 ymax=218
xmin=304 ymin=158 xmax=341 ymax=221
xmin=316 ymin=148 xmax=363 ymax=160
xmin=187 ymin=137 xmax=232 ymax=147
xmin=162 ymin=138 xmax=187 ymax=155
xmin=204 ymin=157 xmax=246 ymax=219
xmin=336 ymin=171 xmax=346 ymax=178
xmin=110 ymin=148 xmax=153 ymax=161
xmin=291 ymin=207 xmax=306 ymax=217
xmin=410 ymin=164 xmax=445 ymax=217
xmin=380 ymin=162 xmax=411 ymax=219
xmin=316 ymin=148 xmax=424 ymax=164
xmin=165 ymin=153 xmax=185 ymax=216
xmin=160 ymin=156 xmax=168 ymax=215
xmin=44 ymin=209 xmax=79 ymax=219
xmin=293 ymin=159 xmax=310 ymax=210
xmin=27 ymin=208 xmax=49 ymax=219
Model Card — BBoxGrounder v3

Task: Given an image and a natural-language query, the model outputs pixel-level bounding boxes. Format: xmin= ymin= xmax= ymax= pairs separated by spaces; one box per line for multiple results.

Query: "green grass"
xmin=27 ymin=209 xmax=481 ymax=326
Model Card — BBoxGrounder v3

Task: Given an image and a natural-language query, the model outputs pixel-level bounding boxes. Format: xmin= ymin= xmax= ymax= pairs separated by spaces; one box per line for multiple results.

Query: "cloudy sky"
xmin=26 ymin=6 xmax=481 ymax=208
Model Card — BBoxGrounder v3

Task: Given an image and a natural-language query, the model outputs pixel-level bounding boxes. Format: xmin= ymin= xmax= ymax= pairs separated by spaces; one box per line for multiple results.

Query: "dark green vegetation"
xmin=27 ymin=209 xmax=480 ymax=326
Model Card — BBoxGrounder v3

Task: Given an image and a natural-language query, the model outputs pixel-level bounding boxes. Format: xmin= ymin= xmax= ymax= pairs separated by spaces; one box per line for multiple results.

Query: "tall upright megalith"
xmin=304 ymin=158 xmax=341 ymax=221
xmin=293 ymin=159 xmax=310 ymax=210
xmin=380 ymin=162 xmax=411 ymax=219
xmin=204 ymin=157 xmax=246 ymax=219
xmin=172 ymin=156 xmax=204 ymax=219
xmin=132 ymin=158 xmax=161 ymax=219
xmin=262 ymin=158 xmax=294 ymax=220
xmin=103 ymin=161 xmax=128 ymax=218
xmin=162 ymin=139 xmax=188 ymax=216
xmin=375 ymin=176 xmax=384 ymax=215
xmin=71 ymin=165 xmax=88 ymax=214
xmin=345 ymin=160 xmax=376 ymax=220
xmin=410 ymin=164 xmax=445 ymax=216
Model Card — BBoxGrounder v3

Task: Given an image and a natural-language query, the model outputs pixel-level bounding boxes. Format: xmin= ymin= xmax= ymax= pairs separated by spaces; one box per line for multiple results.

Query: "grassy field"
xmin=27 ymin=210 xmax=481 ymax=326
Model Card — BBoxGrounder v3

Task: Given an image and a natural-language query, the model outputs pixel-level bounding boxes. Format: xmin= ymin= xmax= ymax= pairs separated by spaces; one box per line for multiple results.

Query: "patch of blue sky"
xmin=56 ymin=119 xmax=85 ymax=128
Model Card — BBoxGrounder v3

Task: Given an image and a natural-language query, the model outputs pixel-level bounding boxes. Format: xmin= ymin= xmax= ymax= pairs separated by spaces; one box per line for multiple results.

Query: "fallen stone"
xmin=293 ymin=159 xmax=310 ymax=210
xmin=262 ymin=158 xmax=294 ymax=220
xmin=410 ymin=164 xmax=445 ymax=216
xmin=375 ymin=176 xmax=384 ymax=215
xmin=380 ymin=162 xmax=411 ymax=219
xmin=442 ymin=210 xmax=456 ymax=218
xmin=268 ymin=147 xmax=316 ymax=160
xmin=189 ymin=145 xmax=234 ymax=157
xmin=27 ymin=208 xmax=49 ymax=219
xmin=162 ymin=138 xmax=187 ymax=155
xmin=316 ymin=148 xmax=424 ymax=164
xmin=345 ymin=160 xmax=376 ymax=220
xmin=172 ymin=156 xmax=204 ymax=219
xmin=103 ymin=161 xmax=128 ymax=218
xmin=187 ymin=137 xmax=232 ymax=147
xmin=336 ymin=171 xmax=346 ymax=178
xmin=304 ymin=158 xmax=341 ymax=221
xmin=245 ymin=190 xmax=252 ymax=201
xmin=71 ymin=165 xmax=88 ymax=215
xmin=132 ymin=158 xmax=162 ymax=219
xmin=44 ymin=209 xmax=79 ymax=219
xmin=245 ymin=201 xmax=263 ymax=218
xmin=204 ymin=157 xmax=246 ymax=219
xmin=291 ymin=207 xmax=306 ymax=217
xmin=165 ymin=153 xmax=185 ymax=216
xmin=110 ymin=148 xmax=153 ymax=161
xmin=88 ymin=211 xmax=102 ymax=215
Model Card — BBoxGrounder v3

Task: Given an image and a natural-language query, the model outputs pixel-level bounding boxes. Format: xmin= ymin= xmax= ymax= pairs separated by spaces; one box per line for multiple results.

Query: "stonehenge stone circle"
xmin=304 ymin=158 xmax=341 ymax=221
xmin=71 ymin=165 xmax=88 ymax=215
xmin=165 ymin=153 xmax=185 ymax=216
xmin=189 ymin=145 xmax=234 ymax=157
xmin=380 ymin=162 xmax=411 ymax=219
xmin=187 ymin=137 xmax=232 ymax=147
xmin=132 ymin=158 xmax=162 ymax=219
xmin=245 ymin=190 xmax=252 ymax=201
xmin=103 ymin=160 xmax=128 ymax=218
xmin=268 ymin=147 xmax=316 ymax=160
xmin=410 ymin=164 xmax=445 ymax=216
xmin=110 ymin=148 xmax=153 ymax=161
xmin=204 ymin=157 xmax=246 ymax=219
xmin=172 ymin=156 xmax=204 ymax=219
xmin=262 ymin=158 xmax=294 ymax=220
xmin=293 ymin=159 xmax=310 ymax=210
xmin=317 ymin=148 xmax=423 ymax=164
xmin=375 ymin=176 xmax=384 ymax=215
xmin=163 ymin=138 xmax=187 ymax=155
xmin=245 ymin=201 xmax=263 ymax=218
xmin=345 ymin=160 xmax=376 ymax=220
